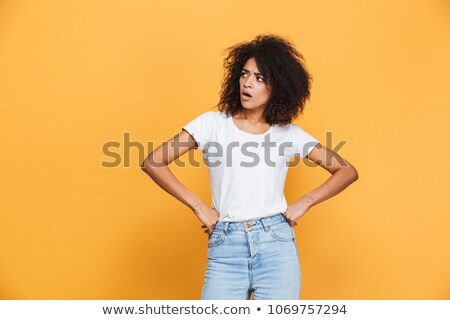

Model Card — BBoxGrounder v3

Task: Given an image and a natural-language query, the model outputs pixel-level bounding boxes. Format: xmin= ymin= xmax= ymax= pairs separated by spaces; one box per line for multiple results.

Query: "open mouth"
xmin=242 ymin=92 xmax=252 ymax=98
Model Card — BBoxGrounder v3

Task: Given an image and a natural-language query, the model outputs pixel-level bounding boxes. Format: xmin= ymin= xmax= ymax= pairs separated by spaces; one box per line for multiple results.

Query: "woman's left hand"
xmin=282 ymin=197 xmax=312 ymax=227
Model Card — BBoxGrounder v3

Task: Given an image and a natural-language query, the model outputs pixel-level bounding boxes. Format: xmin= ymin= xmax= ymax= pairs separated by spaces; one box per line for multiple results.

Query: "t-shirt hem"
xmin=181 ymin=127 xmax=200 ymax=150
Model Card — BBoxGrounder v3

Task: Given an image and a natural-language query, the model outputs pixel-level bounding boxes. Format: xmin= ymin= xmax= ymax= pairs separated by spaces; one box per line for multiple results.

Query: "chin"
xmin=240 ymin=101 xmax=253 ymax=109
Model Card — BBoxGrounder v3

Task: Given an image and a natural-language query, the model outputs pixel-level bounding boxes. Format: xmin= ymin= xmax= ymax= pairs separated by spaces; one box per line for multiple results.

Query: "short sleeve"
xmin=291 ymin=124 xmax=320 ymax=158
xmin=181 ymin=111 xmax=214 ymax=150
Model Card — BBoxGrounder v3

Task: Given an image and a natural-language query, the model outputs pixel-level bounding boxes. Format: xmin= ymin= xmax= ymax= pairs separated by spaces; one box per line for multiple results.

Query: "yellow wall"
xmin=1 ymin=0 xmax=449 ymax=299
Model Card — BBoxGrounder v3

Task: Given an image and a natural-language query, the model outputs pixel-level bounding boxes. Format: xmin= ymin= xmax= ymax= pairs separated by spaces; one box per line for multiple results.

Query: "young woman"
xmin=141 ymin=34 xmax=359 ymax=300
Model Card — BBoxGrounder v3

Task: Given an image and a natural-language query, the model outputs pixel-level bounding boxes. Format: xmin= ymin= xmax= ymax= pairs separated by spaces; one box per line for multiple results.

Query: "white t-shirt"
xmin=182 ymin=111 xmax=319 ymax=222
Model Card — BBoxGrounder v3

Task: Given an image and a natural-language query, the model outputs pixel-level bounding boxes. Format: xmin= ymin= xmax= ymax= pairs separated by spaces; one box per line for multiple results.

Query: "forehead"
xmin=243 ymin=57 xmax=260 ymax=72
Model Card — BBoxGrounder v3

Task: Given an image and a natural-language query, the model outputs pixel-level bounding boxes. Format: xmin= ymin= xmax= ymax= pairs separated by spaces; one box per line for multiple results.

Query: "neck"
xmin=238 ymin=108 xmax=266 ymax=124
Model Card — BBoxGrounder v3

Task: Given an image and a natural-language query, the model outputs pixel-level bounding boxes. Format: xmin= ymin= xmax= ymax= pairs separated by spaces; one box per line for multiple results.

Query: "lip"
xmin=241 ymin=92 xmax=252 ymax=100
xmin=241 ymin=90 xmax=252 ymax=100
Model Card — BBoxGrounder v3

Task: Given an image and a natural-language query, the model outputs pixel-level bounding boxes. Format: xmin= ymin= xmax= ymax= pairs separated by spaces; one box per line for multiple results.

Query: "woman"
xmin=141 ymin=34 xmax=359 ymax=300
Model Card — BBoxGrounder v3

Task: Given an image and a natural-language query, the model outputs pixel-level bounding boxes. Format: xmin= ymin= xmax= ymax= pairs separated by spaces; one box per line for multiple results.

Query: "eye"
xmin=257 ymin=76 xmax=264 ymax=81
xmin=240 ymin=71 xmax=247 ymax=77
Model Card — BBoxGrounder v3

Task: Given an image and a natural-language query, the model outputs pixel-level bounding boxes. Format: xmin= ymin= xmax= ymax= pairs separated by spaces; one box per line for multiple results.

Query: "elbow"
xmin=141 ymin=155 xmax=167 ymax=173
xmin=350 ymin=166 xmax=359 ymax=182
xmin=141 ymin=157 xmax=149 ymax=171
xmin=335 ymin=165 xmax=358 ymax=182
xmin=141 ymin=161 xmax=150 ymax=174
xmin=141 ymin=156 xmax=154 ymax=174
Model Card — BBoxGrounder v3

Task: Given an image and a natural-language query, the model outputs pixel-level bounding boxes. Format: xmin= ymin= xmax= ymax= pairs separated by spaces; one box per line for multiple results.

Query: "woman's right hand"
xmin=193 ymin=203 xmax=220 ymax=235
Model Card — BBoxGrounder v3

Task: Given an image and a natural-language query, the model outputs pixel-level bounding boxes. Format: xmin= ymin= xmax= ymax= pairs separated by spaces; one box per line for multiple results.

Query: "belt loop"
xmin=261 ymin=217 xmax=270 ymax=232
xmin=223 ymin=222 xmax=230 ymax=235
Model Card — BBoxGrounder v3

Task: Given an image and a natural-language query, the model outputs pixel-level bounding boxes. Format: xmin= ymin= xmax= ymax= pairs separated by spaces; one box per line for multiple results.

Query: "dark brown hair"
xmin=215 ymin=33 xmax=312 ymax=126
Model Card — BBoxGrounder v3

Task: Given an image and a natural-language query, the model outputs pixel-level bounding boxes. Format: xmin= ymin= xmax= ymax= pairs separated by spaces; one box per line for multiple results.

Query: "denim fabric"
xmin=201 ymin=213 xmax=301 ymax=300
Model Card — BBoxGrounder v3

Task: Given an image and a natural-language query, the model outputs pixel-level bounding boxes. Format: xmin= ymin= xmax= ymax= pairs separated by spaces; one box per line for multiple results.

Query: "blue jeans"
xmin=201 ymin=213 xmax=301 ymax=300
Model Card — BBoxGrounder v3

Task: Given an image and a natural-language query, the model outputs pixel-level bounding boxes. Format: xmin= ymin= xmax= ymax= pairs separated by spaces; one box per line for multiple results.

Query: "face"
xmin=239 ymin=57 xmax=272 ymax=112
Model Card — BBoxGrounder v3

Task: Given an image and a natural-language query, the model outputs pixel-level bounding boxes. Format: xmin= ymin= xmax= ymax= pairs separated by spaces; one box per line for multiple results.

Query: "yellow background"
xmin=1 ymin=0 xmax=449 ymax=299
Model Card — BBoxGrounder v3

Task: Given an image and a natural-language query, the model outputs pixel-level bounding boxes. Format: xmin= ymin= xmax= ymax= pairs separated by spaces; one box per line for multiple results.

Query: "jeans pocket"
xmin=208 ymin=232 xmax=226 ymax=248
xmin=269 ymin=222 xmax=295 ymax=242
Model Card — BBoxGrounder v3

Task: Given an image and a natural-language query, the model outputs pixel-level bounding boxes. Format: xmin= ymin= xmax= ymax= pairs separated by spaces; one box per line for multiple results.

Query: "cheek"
xmin=256 ymin=86 xmax=270 ymax=98
xmin=263 ymin=89 xmax=272 ymax=100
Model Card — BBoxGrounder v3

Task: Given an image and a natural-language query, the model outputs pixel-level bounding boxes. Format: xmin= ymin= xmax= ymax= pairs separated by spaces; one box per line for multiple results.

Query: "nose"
xmin=243 ymin=76 xmax=253 ymax=88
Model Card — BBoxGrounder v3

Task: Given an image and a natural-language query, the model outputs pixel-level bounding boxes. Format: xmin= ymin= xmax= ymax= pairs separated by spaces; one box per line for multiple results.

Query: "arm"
xmin=141 ymin=129 xmax=219 ymax=233
xmin=283 ymin=143 xmax=359 ymax=226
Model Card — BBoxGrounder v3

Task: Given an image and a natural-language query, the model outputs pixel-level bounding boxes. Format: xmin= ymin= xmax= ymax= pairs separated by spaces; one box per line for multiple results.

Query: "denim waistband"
xmin=214 ymin=213 xmax=288 ymax=234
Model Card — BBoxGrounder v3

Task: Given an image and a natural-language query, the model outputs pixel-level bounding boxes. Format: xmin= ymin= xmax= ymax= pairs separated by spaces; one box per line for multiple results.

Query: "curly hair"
xmin=215 ymin=34 xmax=312 ymax=126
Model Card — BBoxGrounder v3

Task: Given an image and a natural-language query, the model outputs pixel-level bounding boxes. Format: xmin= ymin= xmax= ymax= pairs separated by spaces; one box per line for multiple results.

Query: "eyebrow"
xmin=242 ymin=68 xmax=264 ymax=76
